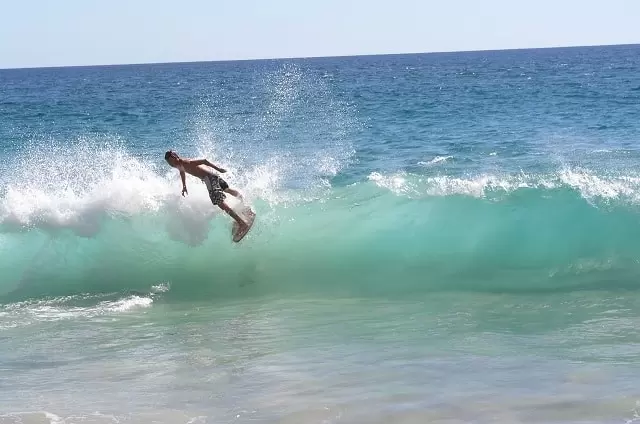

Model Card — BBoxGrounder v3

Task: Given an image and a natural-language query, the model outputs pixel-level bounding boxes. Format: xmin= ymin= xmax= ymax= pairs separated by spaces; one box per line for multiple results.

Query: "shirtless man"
xmin=164 ymin=150 xmax=249 ymax=234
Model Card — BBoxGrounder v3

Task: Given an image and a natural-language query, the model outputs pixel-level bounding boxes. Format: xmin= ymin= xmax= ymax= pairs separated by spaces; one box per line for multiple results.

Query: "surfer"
xmin=164 ymin=150 xmax=250 ymax=235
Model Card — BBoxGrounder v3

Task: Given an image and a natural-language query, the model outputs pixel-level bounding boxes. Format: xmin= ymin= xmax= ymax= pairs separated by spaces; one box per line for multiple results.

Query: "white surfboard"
xmin=231 ymin=206 xmax=256 ymax=242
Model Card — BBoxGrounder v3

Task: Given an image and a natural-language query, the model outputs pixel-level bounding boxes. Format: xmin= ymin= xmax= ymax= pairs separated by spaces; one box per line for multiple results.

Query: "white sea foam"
xmin=418 ymin=155 xmax=453 ymax=166
xmin=0 ymin=293 xmax=153 ymax=329
xmin=367 ymin=172 xmax=417 ymax=196
xmin=368 ymin=171 xmax=549 ymax=198
xmin=558 ymin=168 xmax=640 ymax=202
xmin=151 ymin=282 xmax=171 ymax=293
xmin=0 ymin=140 xmax=174 ymax=235
xmin=107 ymin=295 xmax=153 ymax=312
xmin=368 ymin=168 xmax=640 ymax=204
xmin=0 ymin=139 xmax=312 ymax=239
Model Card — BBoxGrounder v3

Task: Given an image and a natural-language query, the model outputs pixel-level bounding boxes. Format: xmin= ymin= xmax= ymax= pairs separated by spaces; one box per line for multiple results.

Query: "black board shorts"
xmin=202 ymin=174 xmax=229 ymax=206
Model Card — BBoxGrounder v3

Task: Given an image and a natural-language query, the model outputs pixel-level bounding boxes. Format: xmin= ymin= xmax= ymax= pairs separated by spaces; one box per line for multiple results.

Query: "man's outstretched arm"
xmin=180 ymin=170 xmax=188 ymax=196
xmin=192 ymin=158 xmax=226 ymax=173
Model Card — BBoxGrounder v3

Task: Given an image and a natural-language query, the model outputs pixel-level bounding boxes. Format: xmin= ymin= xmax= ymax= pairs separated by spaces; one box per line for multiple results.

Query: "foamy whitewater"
xmin=2 ymin=45 xmax=640 ymax=423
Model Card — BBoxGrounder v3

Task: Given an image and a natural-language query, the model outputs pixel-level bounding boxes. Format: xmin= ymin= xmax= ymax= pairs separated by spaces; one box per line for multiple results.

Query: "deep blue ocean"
xmin=2 ymin=45 xmax=640 ymax=423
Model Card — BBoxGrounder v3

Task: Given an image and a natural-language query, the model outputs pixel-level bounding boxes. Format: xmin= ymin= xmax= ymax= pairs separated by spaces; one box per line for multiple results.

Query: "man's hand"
xmin=182 ymin=186 xmax=188 ymax=196
xmin=217 ymin=168 xmax=227 ymax=173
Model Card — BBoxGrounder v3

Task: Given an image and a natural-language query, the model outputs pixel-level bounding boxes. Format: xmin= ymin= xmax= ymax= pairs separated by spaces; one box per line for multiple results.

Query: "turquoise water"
xmin=3 ymin=45 xmax=640 ymax=423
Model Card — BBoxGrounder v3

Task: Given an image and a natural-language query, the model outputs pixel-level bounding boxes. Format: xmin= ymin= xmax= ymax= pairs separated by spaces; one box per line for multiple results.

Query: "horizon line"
xmin=1 ymin=42 xmax=639 ymax=71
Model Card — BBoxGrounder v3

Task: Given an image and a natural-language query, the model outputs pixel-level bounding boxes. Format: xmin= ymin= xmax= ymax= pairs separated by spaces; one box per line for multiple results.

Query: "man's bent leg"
xmin=224 ymin=188 xmax=244 ymax=201
xmin=218 ymin=201 xmax=248 ymax=229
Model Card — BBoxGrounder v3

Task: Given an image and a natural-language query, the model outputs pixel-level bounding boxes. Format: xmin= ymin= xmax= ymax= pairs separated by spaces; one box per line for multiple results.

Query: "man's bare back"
xmin=177 ymin=159 xmax=224 ymax=180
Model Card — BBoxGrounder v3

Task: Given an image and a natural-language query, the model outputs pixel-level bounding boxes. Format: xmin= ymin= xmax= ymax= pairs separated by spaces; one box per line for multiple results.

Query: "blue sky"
xmin=1 ymin=0 xmax=639 ymax=68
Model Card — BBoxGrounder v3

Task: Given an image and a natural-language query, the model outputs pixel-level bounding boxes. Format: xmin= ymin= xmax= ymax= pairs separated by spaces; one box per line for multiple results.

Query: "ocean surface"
xmin=2 ymin=44 xmax=640 ymax=423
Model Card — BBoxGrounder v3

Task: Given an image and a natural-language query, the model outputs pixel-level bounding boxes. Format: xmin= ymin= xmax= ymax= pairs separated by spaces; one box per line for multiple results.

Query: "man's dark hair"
xmin=165 ymin=150 xmax=178 ymax=161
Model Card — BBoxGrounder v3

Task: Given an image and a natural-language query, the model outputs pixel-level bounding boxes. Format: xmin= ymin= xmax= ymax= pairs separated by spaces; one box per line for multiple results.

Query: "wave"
xmin=4 ymin=158 xmax=640 ymax=302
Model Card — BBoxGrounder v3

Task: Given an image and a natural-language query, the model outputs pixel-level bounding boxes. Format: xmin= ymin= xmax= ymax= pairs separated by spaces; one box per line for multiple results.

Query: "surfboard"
xmin=231 ymin=206 xmax=256 ymax=242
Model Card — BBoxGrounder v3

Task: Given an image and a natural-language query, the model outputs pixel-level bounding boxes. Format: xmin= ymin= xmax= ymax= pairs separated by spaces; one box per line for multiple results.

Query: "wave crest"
xmin=368 ymin=168 xmax=640 ymax=204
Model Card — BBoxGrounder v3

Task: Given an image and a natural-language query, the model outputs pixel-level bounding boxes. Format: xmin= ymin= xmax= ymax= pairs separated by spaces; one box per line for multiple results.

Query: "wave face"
xmin=3 ymin=49 xmax=640 ymax=303
xmin=3 ymin=143 xmax=640 ymax=302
